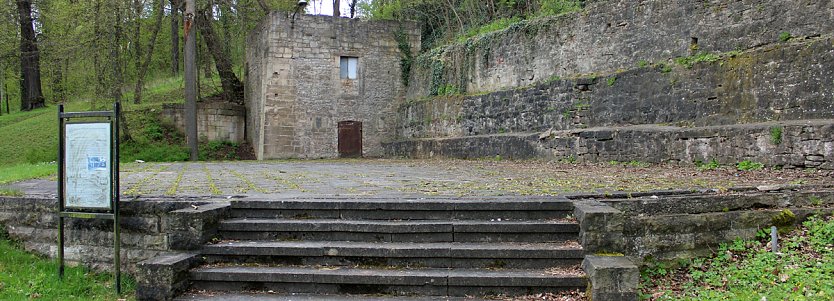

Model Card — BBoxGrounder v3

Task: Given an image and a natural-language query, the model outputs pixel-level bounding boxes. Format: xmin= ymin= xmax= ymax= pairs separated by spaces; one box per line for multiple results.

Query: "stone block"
xmin=582 ymin=255 xmax=638 ymax=301
xmin=135 ymin=253 xmax=201 ymax=301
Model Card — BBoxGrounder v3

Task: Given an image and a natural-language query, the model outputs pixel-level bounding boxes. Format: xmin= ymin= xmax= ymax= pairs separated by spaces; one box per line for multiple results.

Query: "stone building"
xmin=245 ymin=13 xmax=420 ymax=159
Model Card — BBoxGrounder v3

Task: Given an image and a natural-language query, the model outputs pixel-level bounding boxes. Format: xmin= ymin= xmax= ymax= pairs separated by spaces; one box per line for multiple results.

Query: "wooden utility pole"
xmin=184 ymin=0 xmax=198 ymax=161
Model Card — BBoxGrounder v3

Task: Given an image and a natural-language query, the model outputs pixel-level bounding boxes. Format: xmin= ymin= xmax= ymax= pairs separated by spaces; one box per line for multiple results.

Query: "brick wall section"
xmin=245 ymin=14 xmax=420 ymax=159
xmin=161 ymin=102 xmax=246 ymax=143
xmin=406 ymin=0 xmax=834 ymax=98
xmin=0 ymin=196 xmax=229 ymax=274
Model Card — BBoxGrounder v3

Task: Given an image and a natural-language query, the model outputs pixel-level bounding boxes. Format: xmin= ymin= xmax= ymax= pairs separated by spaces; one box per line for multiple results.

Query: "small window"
xmin=340 ymin=56 xmax=358 ymax=80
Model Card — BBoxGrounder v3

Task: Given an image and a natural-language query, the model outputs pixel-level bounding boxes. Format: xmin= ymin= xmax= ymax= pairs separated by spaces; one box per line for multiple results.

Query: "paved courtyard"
xmin=108 ymin=159 xmax=832 ymax=198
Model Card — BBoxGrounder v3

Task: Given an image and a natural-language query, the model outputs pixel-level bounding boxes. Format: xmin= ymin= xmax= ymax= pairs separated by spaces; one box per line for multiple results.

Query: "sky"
xmin=304 ymin=0 xmax=357 ymax=17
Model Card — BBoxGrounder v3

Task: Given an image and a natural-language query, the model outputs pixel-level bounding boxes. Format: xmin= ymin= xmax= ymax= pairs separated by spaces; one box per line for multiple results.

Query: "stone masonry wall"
xmin=387 ymin=35 xmax=834 ymax=168
xmin=161 ymin=102 xmax=246 ymax=143
xmin=593 ymin=189 xmax=834 ymax=261
xmin=0 ymin=196 xmax=228 ymax=274
xmin=385 ymin=120 xmax=834 ymax=169
xmin=246 ymin=14 xmax=420 ymax=159
xmin=407 ymin=0 xmax=834 ymax=98
xmin=398 ymin=36 xmax=834 ymax=139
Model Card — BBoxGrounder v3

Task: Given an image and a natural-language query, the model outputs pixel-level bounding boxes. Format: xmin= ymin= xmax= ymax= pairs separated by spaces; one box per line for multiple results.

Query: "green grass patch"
xmin=674 ymin=52 xmax=721 ymax=69
xmin=0 ymin=162 xmax=56 ymax=184
xmin=640 ymin=215 xmax=834 ymax=300
xmin=0 ymin=237 xmax=135 ymax=300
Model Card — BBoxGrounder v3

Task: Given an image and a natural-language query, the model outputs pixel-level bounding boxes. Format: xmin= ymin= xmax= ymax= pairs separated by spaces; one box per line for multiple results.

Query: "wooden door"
xmin=338 ymin=121 xmax=362 ymax=158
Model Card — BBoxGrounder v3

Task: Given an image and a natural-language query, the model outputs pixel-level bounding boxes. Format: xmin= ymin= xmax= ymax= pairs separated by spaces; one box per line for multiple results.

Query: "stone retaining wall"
xmin=0 ymin=196 xmax=229 ymax=274
xmin=574 ymin=189 xmax=834 ymax=261
xmin=385 ymin=120 xmax=834 ymax=169
xmin=396 ymin=36 xmax=834 ymax=140
xmin=161 ymin=102 xmax=246 ymax=143
xmin=407 ymin=0 xmax=834 ymax=98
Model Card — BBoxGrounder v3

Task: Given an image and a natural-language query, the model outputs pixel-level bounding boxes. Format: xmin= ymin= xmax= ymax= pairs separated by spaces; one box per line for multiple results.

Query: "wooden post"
xmin=184 ymin=0 xmax=198 ymax=161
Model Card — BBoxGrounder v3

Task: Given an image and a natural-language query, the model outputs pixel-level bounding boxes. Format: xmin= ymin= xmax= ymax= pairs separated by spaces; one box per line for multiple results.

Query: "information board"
xmin=64 ymin=122 xmax=112 ymax=210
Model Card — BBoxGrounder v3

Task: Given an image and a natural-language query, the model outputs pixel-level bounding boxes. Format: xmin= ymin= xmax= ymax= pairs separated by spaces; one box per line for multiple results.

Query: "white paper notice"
xmin=65 ymin=123 xmax=111 ymax=209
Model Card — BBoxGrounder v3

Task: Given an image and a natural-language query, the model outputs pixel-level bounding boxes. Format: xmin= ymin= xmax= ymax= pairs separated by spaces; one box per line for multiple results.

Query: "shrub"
xmin=737 ymin=160 xmax=764 ymax=171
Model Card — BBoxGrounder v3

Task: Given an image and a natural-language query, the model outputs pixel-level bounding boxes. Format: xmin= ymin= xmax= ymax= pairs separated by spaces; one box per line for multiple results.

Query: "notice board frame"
xmin=57 ymin=102 xmax=122 ymax=294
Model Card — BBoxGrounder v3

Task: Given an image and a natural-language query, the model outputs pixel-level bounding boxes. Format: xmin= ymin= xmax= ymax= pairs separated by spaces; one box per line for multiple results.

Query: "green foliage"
xmin=809 ymin=196 xmax=823 ymax=206
xmin=559 ymin=155 xmax=577 ymax=164
xmin=695 ymin=158 xmax=721 ymax=171
xmin=769 ymin=126 xmax=783 ymax=145
xmin=737 ymin=160 xmax=764 ymax=171
xmin=637 ymin=60 xmax=650 ymax=68
xmin=606 ymin=77 xmax=617 ymax=86
xmin=675 ymin=52 xmax=721 ymax=69
xmin=660 ymin=63 xmax=673 ymax=73
xmin=538 ymin=0 xmax=582 ymax=16
xmin=199 ymin=141 xmax=241 ymax=161
xmin=779 ymin=32 xmax=792 ymax=42
xmin=0 ymin=238 xmax=136 ymax=300
xmin=395 ymin=28 xmax=415 ymax=87
xmin=457 ymin=17 xmax=521 ymax=43
xmin=436 ymin=84 xmax=461 ymax=96
xmin=641 ymin=215 xmax=834 ymax=300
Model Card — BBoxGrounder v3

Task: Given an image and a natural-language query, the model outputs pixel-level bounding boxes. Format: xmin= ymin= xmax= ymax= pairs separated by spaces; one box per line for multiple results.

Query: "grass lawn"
xmin=0 ymin=238 xmax=135 ymax=300
xmin=0 ymin=162 xmax=56 ymax=185
xmin=641 ymin=215 xmax=834 ymax=300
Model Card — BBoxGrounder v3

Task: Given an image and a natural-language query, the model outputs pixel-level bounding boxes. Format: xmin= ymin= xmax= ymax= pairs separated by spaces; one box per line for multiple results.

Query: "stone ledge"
xmin=582 ymin=255 xmax=638 ymax=301
xmin=136 ymin=252 xmax=201 ymax=301
xmin=163 ymin=202 xmax=230 ymax=250
xmin=574 ymin=201 xmax=624 ymax=253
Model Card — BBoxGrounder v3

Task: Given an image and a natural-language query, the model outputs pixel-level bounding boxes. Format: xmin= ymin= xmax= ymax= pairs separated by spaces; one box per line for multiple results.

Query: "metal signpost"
xmin=57 ymin=102 xmax=121 ymax=294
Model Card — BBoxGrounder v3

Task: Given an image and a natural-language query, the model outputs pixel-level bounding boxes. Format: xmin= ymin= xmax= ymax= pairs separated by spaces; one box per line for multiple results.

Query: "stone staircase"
xmin=186 ymin=197 xmax=586 ymax=299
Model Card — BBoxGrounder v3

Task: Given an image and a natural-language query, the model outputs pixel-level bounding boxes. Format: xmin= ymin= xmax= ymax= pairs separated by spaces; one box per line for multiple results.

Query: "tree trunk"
xmin=112 ymin=0 xmax=132 ymax=142
xmin=93 ymin=0 xmax=103 ymax=110
xmin=333 ymin=0 xmax=340 ymax=17
xmin=170 ymin=0 xmax=180 ymax=75
xmin=349 ymin=0 xmax=358 ymax=18
xmin=17 ymin=0 xmax=45 ymax=111
xmin=134 ymin=0 xmax=165 ymax=104
xmin=133 ymin=0 xmax=142 ymax=103
xmin=196 ymin=9 xmax=243 ymax=103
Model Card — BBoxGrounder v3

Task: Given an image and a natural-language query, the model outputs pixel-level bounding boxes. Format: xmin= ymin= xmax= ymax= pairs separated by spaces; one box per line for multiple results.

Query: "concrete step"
xmin=201 ymin=240 xmax=584 ymax=269
xmin=218 ymin=219 xmax=579 ymax=243
xmin=230 ymin=197 xmax=574 ymax=220
xmin=189 ymin=266 xmax=586 ymax=297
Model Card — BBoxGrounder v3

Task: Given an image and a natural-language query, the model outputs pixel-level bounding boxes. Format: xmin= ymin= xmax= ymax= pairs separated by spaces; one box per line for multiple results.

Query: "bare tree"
xmin=348 ymin=0 xmax=358 ymax=18
xmin=170 ymin=0 xmax=180 ymax=75
xmin=134 ymin=0 xmax=165 ymax=104
xmin=333 ymin=0 xmax=340 ymax=17
xmin=196 ymin=9 xmax=243 ymax=103
xmin=111 ymin=0 xmax=132 ymax=141
xmin=17 ymin=0 xmax=44 ymax=111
